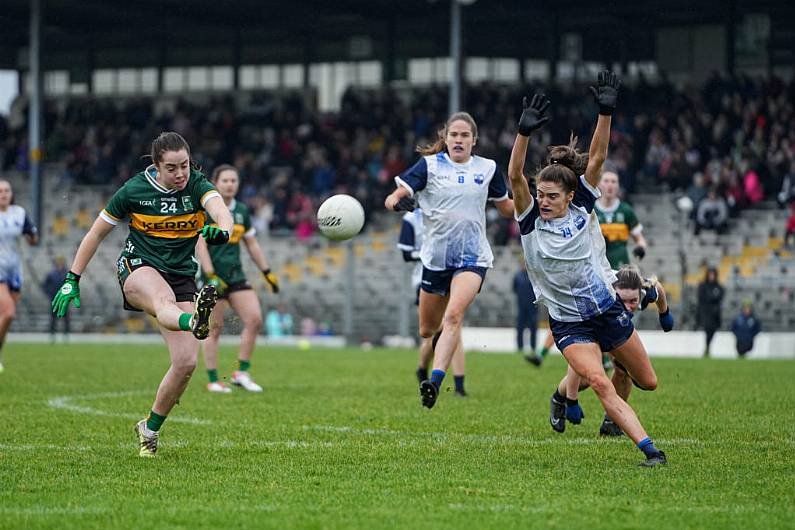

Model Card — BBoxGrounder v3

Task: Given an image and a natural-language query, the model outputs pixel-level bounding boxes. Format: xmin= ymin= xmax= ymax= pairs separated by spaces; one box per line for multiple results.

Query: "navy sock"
xmin=565 ymin=398 xmax=578 ymax=407
xmin=430 ymin=369 xmax=445 ymax=390
xmin=552 ymin=389 xmax=565 ymax=404
xmin=637 ymin=437 xmax=660 ymax=458
xmin=454 ymin=375 xmax=465 ymax=392
xmin=416 ymin=367 xmax=429 ymax=382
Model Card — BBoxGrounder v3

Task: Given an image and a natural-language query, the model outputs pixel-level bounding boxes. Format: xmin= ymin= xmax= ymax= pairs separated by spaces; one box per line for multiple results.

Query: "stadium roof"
xmin=0 ymin=0 xmax=792 ymax=71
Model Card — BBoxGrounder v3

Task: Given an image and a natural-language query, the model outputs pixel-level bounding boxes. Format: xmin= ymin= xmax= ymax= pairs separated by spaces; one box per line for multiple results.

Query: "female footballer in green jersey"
xmin=195 ymin=164 xmax=279 ymax=393
xmin=51 ymin=132 xmax=234 ymax=457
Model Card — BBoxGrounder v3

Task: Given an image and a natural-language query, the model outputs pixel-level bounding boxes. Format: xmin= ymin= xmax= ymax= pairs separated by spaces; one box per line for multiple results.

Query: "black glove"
xmin=518 ymin=94 xmax=551 ymax=136
xmin=393 ymin=197 xmax=416 ymax=212
xmin=589 ymin=70 xmax=621 ymax=115
xmin=633 ymin=246 xmax=646 ymax=260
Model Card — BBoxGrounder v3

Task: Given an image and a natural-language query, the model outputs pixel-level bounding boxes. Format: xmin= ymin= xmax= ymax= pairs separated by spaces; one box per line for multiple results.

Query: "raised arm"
xmin=509 ymin=94 xmax=550 ymax=216
xmin=584 ymin=71 xmax=620 ymax=188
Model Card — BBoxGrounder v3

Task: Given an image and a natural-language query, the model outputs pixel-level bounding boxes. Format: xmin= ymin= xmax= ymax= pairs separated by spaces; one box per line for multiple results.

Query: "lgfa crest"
xmin=182 ymin=196 xmax=193 ymax=210
xmin=473 ymin=173 xmax=485 ymax=185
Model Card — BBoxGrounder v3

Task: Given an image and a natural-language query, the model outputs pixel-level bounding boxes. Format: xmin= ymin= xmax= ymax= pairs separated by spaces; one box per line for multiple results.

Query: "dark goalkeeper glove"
xmin=659 ymin=309 xmax=674 ymax=332
xmin=633 ymin=246 xmax=646 ymax=260
xmin=517 ymin=94 xmax=551 ymax=136
xmin=262 ymin=268 xmax=280 ymax=293
xmin=589 ymin=70 xmax=621 ymax=115
xmin=199 ymin=225 xmax=230 ymax=245
xmin=51 ymin=271 xmax=81 ymax=318
xmin=393 ymin=197 xmax=416 ymax=212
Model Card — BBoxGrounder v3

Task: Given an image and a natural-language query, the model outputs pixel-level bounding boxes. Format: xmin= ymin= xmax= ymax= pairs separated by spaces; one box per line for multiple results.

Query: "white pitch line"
xmin=46 ymin=390 xmax=211 ymax=425
xmin=0 ymin=506 xmax=109 ymax=516
xmin=303 ymin=425 xmax=718 ymax=447
xmin=0 ymin=439 xmax=337 ymax=452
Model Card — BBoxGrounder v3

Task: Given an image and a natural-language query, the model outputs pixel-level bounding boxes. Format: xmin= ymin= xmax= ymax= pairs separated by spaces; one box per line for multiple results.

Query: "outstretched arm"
xmin=509 ymin=94 xmax=551 ymax=216
xmin=584 ymin=71 xmax=621 ymax=188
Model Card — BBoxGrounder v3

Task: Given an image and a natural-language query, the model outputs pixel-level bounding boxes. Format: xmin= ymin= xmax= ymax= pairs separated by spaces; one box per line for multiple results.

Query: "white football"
xmin=317 ymin=194 xmax=365 ymax=241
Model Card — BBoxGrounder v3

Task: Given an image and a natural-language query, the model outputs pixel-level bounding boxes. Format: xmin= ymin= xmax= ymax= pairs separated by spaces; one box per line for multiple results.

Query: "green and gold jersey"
xmin=594 ymin=200 xmax=641 ymax=269
xmin=100 ymin=166 xmax=220 ymax=277
xmin=204 ymin=199 xmax=254 ymax=285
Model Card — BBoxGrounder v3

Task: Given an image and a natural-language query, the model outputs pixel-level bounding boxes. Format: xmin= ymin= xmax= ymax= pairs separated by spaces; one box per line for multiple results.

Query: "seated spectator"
xmin=695 ymin=188 xmax=729 ymax=235
xmin=265 ymin=309 xmax=285 ymax=338
xmin=301 ymin=316 xmax=317 ymax=337
xmin=777 ymin=161 xmax=795 ymax=207
xmin=731 ymin=300 xmax=761 ymax=358
xmin=743 ymin=166 xmax=765 ymax=205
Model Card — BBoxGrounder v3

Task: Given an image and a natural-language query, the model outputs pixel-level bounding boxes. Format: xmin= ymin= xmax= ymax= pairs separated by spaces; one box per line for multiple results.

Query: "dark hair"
xmin=211 ymin=164 xmax=238 ymax=182
xmin=417 ymin=112 xmax=478 ymax=156
xmin=0 ymin=178 xmax=13 ymax=204
xmin=615 ymin=264 xmax=643 ymax=292
xmin=536 ymin=135 xmax=588 ymax=194
xmin=704 ymin=266 xmax=718 ymax=282
xmin=149 ymin=131 xmax=196 ymax=168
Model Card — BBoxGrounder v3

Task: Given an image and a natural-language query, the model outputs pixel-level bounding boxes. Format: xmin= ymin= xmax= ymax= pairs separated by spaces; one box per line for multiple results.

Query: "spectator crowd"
xmin=1 ymin=72 xmax=793 ymax=240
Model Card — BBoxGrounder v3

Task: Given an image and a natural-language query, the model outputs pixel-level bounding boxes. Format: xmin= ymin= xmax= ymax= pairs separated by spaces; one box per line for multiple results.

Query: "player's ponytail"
xmin=547 ymin=134 xmax=589 ymax=175
xmin=536 ymin=134 xmax=588 ymax=194
xmin=416 ymin=112 xmax=478 ymax=156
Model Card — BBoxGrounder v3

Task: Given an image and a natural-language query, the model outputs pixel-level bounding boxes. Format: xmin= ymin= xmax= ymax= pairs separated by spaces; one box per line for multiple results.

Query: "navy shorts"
xmin=549 ymin=297 xmax=634 ymax=353
xmin=420 ymin=266 xmax=487 ymax=297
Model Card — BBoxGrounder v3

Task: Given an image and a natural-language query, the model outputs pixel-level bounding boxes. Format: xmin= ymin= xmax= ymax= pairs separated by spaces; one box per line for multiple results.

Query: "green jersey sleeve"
xmin=101 ymin=184 xmax=130 ymax=224
xmin=625 ymin=204 xmax=639 ymax=231
xmin=189 ymin=171 xmax=220 ymax=210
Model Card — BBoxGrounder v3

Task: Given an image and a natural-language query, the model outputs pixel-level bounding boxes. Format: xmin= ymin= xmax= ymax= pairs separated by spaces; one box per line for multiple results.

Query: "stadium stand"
xmin=3 ymin=74 xmax=794 ymax=340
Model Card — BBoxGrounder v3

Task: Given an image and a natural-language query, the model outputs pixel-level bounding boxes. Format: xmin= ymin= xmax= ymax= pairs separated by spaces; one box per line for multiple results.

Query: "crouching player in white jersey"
xmin=0 ymin=179 xmax=39 ymax=372
xmin=508 ymin=72 xmax=666 ymax=467
xmin=386 ymin=111 xmax=514 ymax=409
xmin=552 ymin=265 xmax=674 ymax=437
xmin=398 ymin=208 xmax=468 ymax=396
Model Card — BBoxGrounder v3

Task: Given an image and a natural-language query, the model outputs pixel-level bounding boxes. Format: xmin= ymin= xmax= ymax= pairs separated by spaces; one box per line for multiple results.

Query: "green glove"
xmin=198 ymin=225 xmax=230 ymax=245
xmin=206 ymin=272 xmax=228 ymax=295
xmin=51 ymin=271 xmax=81 ymax=318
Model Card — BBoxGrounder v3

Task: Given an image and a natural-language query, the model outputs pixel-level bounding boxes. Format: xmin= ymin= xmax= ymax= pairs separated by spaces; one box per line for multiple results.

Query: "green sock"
xmin=238 ymin=359 xmax=251 ymax=372
xmin=146 ymin=410 xmax=167 ymax=432
xmin=207 ymin=369 xmax=218 ymax=383
xmin=539 ymin=347 xmax=549 ymax=358
xmin=178 ymin=313 xmax=192 ymax=331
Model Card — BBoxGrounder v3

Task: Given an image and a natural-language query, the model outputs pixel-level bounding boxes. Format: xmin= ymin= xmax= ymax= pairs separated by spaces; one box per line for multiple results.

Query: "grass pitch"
xmin=1 ymin=342 xmax=793 ymax=529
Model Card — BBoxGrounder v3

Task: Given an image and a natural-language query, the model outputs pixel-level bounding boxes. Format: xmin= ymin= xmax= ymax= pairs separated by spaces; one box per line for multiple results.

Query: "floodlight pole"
xmin=448 ymin=0 xmax=462 ymax=114
xmin=28 ymin=0 xmax=43 ymax=233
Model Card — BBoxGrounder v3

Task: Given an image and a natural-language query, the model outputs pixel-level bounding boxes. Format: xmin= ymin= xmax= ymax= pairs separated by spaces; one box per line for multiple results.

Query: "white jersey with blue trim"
xmin=397 ymin=208 xmax=425 ymax=291
xmin=0 ymin=205 xmax=37 ymax=271
xmin=395 ymin=152 xmax=508 ymax=271
xmin=517 ymin=175 xmax=616 ymax=322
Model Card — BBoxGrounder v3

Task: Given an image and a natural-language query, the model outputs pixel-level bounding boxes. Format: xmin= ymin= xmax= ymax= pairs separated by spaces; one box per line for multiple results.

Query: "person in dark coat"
xmin=696 ymin=267 xmax=724 ymax=357
xmin=731 ymin=300 xmax=761 ymax=358
xmin=42 ymin=255 xmax=70 ymax=341
xmin=513 ymin=259 xmax=538 ymax=362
